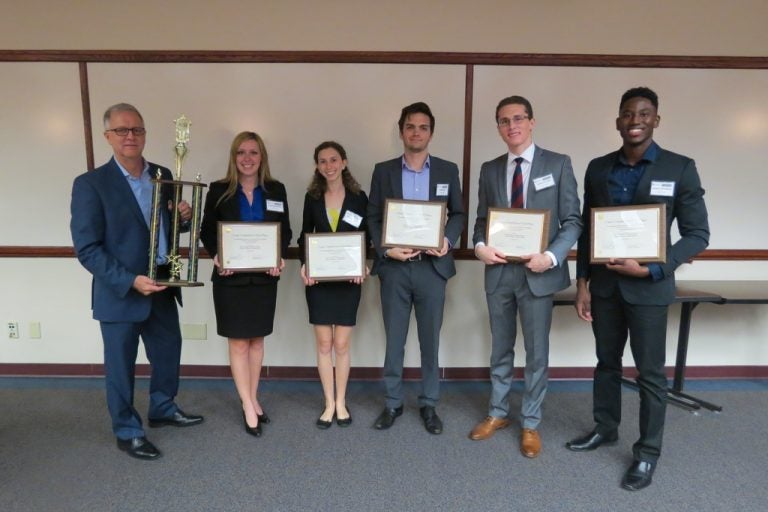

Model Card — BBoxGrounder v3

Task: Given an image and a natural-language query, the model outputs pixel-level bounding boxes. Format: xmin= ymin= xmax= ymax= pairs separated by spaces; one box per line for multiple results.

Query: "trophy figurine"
xmin=147 ymin=115 xmax=207 ymax=287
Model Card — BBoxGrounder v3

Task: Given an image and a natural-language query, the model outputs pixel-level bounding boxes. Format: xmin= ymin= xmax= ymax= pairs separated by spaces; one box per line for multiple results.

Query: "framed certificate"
xmin=382 ymin=199 xmax=446 ymax=250
xmin=486 ymin=207 xmax=550 ymax=260
xmin=305 ymin=232 xmax=366 ymax=282
xmin=590 ymin=204 xmax=666 ymax=264
xmin=217 ymin=221 xmax=281 ymax=272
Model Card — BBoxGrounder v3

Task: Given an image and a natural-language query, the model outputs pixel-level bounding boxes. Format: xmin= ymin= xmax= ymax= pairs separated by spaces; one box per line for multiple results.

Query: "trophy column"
xmin=147 ymin=115 xmax=207 ymax=287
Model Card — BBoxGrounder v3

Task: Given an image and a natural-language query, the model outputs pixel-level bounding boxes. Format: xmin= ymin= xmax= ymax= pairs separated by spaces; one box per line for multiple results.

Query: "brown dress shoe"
xmin=469 ymin=416 xmax=510 ymax=440
xmin=520 ymin=428 xmax=541 ymax=458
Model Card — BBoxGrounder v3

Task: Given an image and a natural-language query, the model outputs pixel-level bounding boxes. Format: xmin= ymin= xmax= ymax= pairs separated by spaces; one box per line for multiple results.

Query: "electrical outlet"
xmin=7 ymin=322 xmax=19 ymax=339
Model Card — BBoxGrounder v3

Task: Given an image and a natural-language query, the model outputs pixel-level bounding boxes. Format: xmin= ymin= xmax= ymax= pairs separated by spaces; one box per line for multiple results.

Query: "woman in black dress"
xmin=200 ymin=131 xmax=291 ymax=437
xmin=298 ymin=141 xmax=368 ymax=429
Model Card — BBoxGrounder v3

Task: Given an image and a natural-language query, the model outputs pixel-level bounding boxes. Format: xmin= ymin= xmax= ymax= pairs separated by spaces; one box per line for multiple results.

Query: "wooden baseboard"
xmin=0 ymin=363 xmax=766 ymax=380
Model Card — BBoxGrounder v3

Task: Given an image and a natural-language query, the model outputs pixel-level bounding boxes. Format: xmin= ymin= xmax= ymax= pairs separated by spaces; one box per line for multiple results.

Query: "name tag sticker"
xmin=650 ymin=181 xmax=675 ymax=197
xmin=266 ymin=200 xmax=284 ymax=212
xmin=533 ymin=174 xmax=555 ymax=191
xmin=436 ymin=183 xmax=450 ymax=196
xmin=342 ymin=210 xmax=363 ymax=228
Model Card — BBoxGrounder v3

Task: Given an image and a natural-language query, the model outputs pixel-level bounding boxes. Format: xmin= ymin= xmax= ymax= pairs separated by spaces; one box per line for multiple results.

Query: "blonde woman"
xmin=200 ymin=131 xmax=291 ymax=437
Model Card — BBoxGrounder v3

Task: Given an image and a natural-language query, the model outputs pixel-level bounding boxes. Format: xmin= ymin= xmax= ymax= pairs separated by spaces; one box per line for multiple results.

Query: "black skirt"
xmin=305 ymin=281 xmax=362 ymax=326
xmin=213 ymin=282 xmax=277 ymax=338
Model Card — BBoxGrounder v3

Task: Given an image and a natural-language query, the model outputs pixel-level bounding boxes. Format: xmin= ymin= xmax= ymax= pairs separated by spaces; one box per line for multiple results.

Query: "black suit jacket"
xmin=297 ymin=188 xmax=369 ymax=263
xmin=576 ymin=146 xmax=710 ymax=305
xmin=200 ymin=180 xmax=292 ymax=286
xmin=367 ymin=155 xmax=465 ymax=280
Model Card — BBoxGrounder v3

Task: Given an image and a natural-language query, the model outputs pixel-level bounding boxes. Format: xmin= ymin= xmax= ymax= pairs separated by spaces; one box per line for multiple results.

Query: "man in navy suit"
xmin=71 ymin=103 xmax=203 ymax=460
xmin=367 ymin=102 xmax=465 ymax=434
xmin=470 ymin=96 xmax=582 ymax=458
xmin=566 ymin=87 xmax=709 ymax=490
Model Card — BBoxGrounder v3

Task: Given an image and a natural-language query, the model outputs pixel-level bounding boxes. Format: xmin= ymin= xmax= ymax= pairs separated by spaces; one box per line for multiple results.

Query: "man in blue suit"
xmin=566 ymin=87 xmax=709 ymax=491
xmin=367 ymin=102 xmax=465 ymax=434
xmin=470 ymin=96 xmax=582 ymax=458
xmin=71 ymin=103 xmax=203 ymax=460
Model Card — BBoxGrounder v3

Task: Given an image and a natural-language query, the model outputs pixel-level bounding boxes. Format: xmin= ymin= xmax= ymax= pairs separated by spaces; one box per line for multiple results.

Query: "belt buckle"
xmin=406 ymin=253 xmax=422 ymax=262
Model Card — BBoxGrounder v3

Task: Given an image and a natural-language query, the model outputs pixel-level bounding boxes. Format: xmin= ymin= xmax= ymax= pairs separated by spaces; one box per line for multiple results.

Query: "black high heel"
xmin=243 ymin=411 xmax=262 ymax=437
xmin=257 ymin=412 xmax=271 ymax=424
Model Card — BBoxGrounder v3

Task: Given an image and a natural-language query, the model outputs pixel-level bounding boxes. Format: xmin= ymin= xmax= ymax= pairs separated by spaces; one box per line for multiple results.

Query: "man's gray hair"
xmin=103 ymin=103 xmax=144 ymax=129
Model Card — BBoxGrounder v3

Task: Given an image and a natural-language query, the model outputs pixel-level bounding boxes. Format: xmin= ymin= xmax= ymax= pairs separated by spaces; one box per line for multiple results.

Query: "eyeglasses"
xmin=497 ymin=115 xmax=529 ymax=127
xmin=106 ymin=127 xmax=146 ymax=136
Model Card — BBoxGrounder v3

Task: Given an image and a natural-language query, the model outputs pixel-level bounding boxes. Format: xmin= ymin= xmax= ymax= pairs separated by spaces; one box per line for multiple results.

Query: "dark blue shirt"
xmin=609 ymin=142 xmax=663 ymax=281
xmin=238 ymin=185 xmax=264 ymax=221
xmin=609 ymin=142 xmax=658 ymax=205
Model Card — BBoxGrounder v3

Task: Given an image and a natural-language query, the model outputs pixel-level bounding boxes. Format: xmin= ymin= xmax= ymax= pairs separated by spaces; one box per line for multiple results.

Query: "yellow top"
xmin=326 ymin=208 xmax=340 ymax=232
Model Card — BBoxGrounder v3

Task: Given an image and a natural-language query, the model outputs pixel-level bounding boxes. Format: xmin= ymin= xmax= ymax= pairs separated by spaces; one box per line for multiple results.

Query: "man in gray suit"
xmin=367 ymin=102 xmax=465 ymax=434
xmin=470 ymin=96 xmax=581 ymax=458
xmin=567 ymin=87 xmax=709 ymax=491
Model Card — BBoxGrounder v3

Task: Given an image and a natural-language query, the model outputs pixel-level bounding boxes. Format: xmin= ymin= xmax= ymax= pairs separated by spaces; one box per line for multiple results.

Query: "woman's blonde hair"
xmin=216 ymin=131 xmax=274 ymax=206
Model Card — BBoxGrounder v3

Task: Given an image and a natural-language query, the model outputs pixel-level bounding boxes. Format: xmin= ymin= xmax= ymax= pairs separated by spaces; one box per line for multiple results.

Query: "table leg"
xmin=669 ymin=301 xmax=723 ymax=412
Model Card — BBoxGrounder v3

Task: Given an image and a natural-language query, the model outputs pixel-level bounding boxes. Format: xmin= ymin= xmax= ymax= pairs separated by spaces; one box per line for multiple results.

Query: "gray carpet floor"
xmin=1 ymin=378 xmax=766 ymax=512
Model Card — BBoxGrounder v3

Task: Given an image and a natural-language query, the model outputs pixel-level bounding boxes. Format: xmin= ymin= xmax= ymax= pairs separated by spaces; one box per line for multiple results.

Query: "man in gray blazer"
xmin=567 ymin=87 xmax=709 ymax=491
xmin=470 ymin=96 xmax=581 ymax=458
xmin=367 ymin=102 xmax=465 ymax=434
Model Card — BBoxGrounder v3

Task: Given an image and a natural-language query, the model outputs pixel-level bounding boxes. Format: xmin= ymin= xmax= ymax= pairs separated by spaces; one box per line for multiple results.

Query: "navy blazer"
xmin=297 ymin=188 xmax=369 ymax=264
xmin=200 ymin=180 xmax=292 ymax=286
xmin=70 ymin=157 xmax=180 ymax=322
xmin=577 ymin=146 xmax=710 ymax=305
xmin=367 ymin=155 xmax=466 ymax=280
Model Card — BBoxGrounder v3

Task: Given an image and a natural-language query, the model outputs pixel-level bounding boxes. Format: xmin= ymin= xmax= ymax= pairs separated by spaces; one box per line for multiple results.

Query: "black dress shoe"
xmin=336 ymin=407 xmax=352 ymax=427
xmin=257 ymin=412 xmax=271 ymax=425
xmin=565 ymin=429 xmax=618 ymax=451
xmin=419 ymin=406 xmax=443 ymax=435
xmin=621 ymin=460 xmax=655 ymax=491
xmin=373 ymin=406 xmax=403 ymax=430
xmin=316 ymin=411 xmax=334 ymax=430
xmin=243 ymin=411 xmax=262 ymax=437
xmin=116 ymin=436 xmax=161 ymax=460
xmin=148 ymin=409 xmax=204 ymax=428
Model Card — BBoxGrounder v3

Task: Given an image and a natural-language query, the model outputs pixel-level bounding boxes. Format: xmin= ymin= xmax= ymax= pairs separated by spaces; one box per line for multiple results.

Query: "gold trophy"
xmin=147 ymin=115 xmax=207 ymax=287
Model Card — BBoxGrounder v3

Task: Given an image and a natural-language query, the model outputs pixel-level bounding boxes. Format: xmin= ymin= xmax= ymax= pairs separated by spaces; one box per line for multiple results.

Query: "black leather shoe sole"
xmin=148 ymin=412 xmax=204 ymax=428
xmin=565 ymin=431 xmax=618 ymax=451
xmin=117 ymin=437 xmax=161 ymax=460
xmin=373 ymin=406 xmax=403 ymax=430
xmin=420 ymin=407 xmax=443 ymax=435
xmin=621 ymin=461 xmax=655 ymax=491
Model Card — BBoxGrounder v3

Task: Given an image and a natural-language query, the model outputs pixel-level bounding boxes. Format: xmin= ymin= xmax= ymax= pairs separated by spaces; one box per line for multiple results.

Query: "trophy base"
xmin=156 ymin=280 xmax=205 ymax=288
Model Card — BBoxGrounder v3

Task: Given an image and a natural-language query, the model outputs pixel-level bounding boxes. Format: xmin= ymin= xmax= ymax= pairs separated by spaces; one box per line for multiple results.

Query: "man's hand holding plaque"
xmin=484 ymin=207 xmax=550 ymax=262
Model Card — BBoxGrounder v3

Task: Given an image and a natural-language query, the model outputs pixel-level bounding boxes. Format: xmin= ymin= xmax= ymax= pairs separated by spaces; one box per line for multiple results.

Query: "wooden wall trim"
xmin=78 ymin=62 xmax=95 ymax=171
xmin=460 ymin=64 xmax=474 ymax=249
xmin=4 ymin=51 xmax=766 ymax=262
xmin=2 ymin=50 xmax=767 ymax=69
xmin=1 ymin=363 xmax=766 ymax=380
xmin=2 ymin=246 xmax=768 ymax=261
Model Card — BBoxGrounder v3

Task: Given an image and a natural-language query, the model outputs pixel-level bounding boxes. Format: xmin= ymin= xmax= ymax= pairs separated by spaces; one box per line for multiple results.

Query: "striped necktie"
xmin=510 ymin=157 xmax=524 ymax=208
